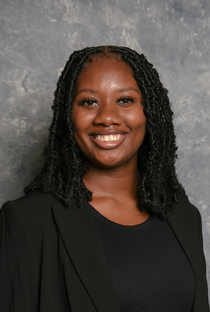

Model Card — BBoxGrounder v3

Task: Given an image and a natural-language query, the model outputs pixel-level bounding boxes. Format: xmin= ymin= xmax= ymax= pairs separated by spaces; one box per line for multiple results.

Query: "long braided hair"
xmin=25 ymin=46 xmax=185 ymax=218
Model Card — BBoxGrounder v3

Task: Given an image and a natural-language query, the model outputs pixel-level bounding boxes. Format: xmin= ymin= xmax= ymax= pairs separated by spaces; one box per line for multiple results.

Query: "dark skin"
xmin=72 ymin=57 xmax=150 ymax=225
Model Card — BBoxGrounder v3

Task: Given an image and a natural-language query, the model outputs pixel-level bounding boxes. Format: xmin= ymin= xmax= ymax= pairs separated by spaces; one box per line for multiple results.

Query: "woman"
xmin=0 ymin=46 xmax=209 ymax=311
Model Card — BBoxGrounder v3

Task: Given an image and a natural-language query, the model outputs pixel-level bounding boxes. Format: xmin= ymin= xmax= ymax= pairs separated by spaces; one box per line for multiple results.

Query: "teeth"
xmin=95 ymin=134 xmax=122 ymax=142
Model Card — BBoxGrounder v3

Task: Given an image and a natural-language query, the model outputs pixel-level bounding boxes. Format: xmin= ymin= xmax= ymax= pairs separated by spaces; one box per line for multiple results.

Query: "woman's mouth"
xmin=91 ymin=133 xmax=126 ymax=148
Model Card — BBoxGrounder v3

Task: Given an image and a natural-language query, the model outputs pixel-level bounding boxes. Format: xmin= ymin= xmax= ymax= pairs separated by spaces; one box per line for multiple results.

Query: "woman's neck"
xmin=83 ymin=164 xmax=140 ymax=199
xmin=82 ymin=163 xmax=150 ymax=226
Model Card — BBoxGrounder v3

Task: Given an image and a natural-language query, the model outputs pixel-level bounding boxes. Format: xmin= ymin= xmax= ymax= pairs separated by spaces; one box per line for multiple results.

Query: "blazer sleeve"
xmin=0 ymin=201 xmax=39 ymax=312
xmin=195 ymin=206 xmax=205 ymax=249
xmin=182 ymin=197 xmax=210 ymax=311
xmin=189 ymin=199 xmax=208 ymax=268
xmin=193 ymin=204 xmax=210 ymax=311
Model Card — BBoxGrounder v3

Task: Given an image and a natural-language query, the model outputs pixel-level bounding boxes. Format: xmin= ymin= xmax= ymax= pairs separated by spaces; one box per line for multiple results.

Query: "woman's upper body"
xmin=0 ymin=191 xmax=209 ymax=311
xmin=0 ymin=46 xmax=209 ymax=311
xmin=24 ymin=45 xmax=185 ymax=220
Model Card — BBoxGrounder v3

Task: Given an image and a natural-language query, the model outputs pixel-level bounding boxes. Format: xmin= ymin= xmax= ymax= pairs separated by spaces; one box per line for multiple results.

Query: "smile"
xmin=90 ymin=133 xmax=126 ymax=149
xmin=95 ymin=134 xmax=123 ymax=142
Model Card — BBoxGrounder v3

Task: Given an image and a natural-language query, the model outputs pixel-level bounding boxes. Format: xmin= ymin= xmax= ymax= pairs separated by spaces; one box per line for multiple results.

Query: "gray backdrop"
xmin=1 ymin=0 xmax=210 ymax=297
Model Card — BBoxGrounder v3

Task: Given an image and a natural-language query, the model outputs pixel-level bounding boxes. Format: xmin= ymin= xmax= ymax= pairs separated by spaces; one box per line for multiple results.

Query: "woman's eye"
xmin=118 ymin=97 xmax=134 ymax=104
xmin=79 ymin=99 xmax=98 ymax=106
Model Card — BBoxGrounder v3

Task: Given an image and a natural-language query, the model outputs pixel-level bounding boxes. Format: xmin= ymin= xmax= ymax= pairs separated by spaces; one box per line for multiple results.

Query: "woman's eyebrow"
xmin=74 ymin=88 xmax=97 ymax=96
xmin=118 ymin=87 xmax=140 ymax=94
xmin=75 ymin=87 xmax=140 ymax=96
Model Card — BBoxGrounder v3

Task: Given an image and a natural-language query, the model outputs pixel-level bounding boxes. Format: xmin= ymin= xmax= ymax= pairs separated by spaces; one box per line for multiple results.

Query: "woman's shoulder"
xmin=4 ymin=191 xmax=55 ymax=206
xmin=0 ymin=191 xmax=59 ymax=227
xmin=0 ymin=192 xmax=65 ymax=252
xmin=2 ymin=191 xmax=56 ymax=208
xmin=175 ymin=194 xmax=201 ymax=217
xmin=168 ymin=194 xmax=203 ymax=231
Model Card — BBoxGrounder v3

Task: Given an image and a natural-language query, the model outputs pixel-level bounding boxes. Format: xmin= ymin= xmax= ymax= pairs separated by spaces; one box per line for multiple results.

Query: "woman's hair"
xmin=25 ymin=45 xmax=185 ymax=219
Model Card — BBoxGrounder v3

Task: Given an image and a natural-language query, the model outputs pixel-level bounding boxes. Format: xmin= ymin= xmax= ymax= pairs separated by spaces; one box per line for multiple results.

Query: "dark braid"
xmin=25 ymin=45 xmax=185 ymax=218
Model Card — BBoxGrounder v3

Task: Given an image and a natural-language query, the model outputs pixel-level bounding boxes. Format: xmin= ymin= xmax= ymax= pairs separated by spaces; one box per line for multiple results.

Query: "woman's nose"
xmin=93 ymin=103 xmax=122 ymax=126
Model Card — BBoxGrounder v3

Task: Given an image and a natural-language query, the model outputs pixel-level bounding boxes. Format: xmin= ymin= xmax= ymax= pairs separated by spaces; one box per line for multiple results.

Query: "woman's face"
xmin=71 ymin=57 xmax=146 ymax=170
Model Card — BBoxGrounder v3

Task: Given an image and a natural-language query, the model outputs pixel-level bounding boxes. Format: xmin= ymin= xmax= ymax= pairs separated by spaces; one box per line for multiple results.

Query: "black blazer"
xmin=0 ymin=192 xmax=209 ymax=311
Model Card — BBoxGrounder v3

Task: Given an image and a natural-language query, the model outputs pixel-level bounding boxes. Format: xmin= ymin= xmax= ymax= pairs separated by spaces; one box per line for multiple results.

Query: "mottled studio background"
xmin=0 ymin=0 xmax=210 ymax=297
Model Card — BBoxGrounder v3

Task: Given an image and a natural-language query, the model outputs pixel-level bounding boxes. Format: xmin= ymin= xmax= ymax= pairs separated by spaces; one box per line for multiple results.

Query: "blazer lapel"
xmin=52 ymin=198 xmax=120 ymax=312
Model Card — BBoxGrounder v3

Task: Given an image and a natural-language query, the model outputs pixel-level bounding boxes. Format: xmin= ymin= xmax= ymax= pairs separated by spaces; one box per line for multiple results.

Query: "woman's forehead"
xmin=82 ymin=52 xmax=123 ymax=69
xmin=74 ymin=58 xmax=139 ymax=97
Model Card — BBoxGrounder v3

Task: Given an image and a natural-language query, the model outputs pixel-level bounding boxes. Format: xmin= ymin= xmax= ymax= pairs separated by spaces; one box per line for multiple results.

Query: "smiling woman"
xmin=0 ymin=46 xmax=209 ymax=312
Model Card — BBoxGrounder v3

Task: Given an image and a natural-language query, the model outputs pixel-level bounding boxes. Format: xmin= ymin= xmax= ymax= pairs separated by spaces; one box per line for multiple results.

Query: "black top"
xmin=90 ymin=204 xmax=195 ymax=312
